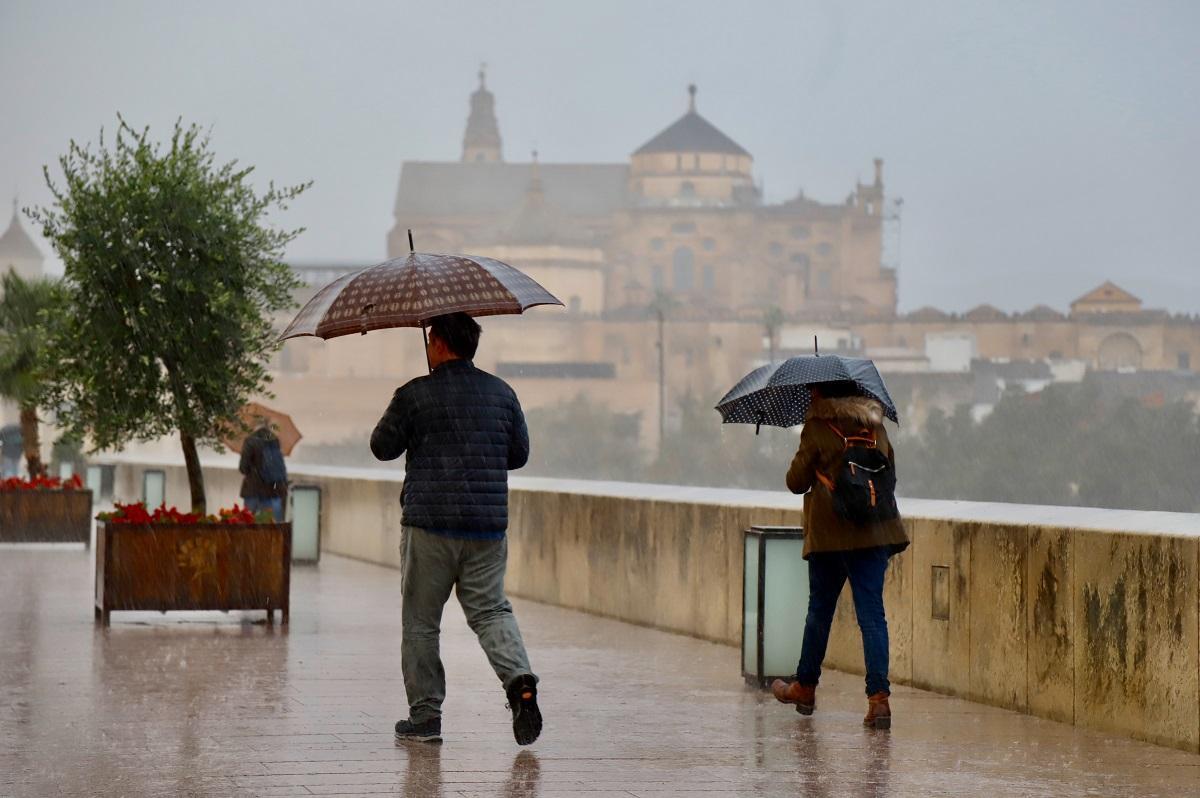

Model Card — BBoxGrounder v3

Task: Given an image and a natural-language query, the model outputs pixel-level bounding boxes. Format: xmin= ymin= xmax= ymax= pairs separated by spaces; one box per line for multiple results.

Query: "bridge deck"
xmin=1 ymin=549 xmax=1196 ymax=797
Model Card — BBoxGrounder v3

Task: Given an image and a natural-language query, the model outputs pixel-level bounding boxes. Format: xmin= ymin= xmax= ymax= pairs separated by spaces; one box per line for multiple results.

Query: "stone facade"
xmin=388 ymin=81 xmax=896 ymax=322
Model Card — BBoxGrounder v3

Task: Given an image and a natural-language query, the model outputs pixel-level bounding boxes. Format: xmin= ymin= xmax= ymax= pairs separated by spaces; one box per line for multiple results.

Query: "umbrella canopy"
xmin=280 ymin=251 xmax=562 ymax=341
xmin=715 ymin=355 xmax=899 ymax=431
xmin=222 ymin=402 xmax=302 ymax=456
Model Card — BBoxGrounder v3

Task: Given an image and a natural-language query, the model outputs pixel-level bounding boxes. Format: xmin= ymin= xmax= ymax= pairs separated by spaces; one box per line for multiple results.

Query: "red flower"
xmin=0 ymin=474 xmax=85 ymax=492
xmin=97 ymin=501 xmax=264 ymax=525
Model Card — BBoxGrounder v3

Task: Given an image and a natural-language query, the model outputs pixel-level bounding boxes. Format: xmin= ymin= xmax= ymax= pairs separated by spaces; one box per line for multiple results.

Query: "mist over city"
xmin=2 ymin=3 xmax=1199 ymax=796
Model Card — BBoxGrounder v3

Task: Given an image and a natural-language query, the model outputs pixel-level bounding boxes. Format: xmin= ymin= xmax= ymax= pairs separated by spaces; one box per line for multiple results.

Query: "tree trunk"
xmin=18 ymin=403 xmax=45 ymax=478
xmin=180 ymin=431 xmax=206 ymax=515
xmin=161 ymin=357 xmax=207 ymax=514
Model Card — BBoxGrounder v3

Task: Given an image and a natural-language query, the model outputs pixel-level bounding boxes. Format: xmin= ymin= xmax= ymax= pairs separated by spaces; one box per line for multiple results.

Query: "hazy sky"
xmin=2 ymin=1 xmax=1197 ymax=313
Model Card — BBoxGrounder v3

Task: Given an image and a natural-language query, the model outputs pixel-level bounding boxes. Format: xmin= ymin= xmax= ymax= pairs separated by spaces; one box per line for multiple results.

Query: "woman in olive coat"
xmin=772 ymin=382 xmax=909 ymax=729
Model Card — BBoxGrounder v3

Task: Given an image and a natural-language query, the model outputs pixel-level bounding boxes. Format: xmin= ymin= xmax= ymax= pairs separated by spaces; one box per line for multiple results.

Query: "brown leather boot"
xmin=771 ymin=680 xmax=816 ymax=715
xmin=863 ymin=691 xmax=891 ymax=729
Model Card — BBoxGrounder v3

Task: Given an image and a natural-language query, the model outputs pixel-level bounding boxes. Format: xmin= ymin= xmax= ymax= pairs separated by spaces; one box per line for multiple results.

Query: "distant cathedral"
xmin=388 ymin=71 xmax=896 ymax=322
xmin=369 ymin=72 xmax=1199 ymax=377
xmin=276 ymin=72 xmax=1198 ymax=452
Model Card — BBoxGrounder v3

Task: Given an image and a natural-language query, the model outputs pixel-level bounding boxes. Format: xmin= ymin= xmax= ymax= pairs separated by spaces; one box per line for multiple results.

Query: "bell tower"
xmin=461 ymin=65 xmax=503 ymax=163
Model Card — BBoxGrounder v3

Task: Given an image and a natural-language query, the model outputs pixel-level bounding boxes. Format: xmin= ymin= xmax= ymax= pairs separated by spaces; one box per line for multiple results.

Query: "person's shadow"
xmin=501 ymin=750 xmax=541 ymax=798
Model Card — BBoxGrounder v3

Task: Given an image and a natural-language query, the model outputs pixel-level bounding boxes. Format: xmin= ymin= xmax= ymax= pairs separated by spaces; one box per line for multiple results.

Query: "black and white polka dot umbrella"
xmin=715 ymin=355 xmax=899 ymax=432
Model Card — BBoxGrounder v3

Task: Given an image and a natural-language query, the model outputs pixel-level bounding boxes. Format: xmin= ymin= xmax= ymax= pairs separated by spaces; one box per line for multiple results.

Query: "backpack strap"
xmin=815 ymin=420 xmax=878 ymax=491
xmin=823 ymin=420 xmax=877 ymax=449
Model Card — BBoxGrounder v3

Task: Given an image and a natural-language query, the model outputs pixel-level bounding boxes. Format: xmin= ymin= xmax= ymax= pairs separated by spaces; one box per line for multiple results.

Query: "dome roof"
xmin=633 ymin=86 xmax=749 ymax=157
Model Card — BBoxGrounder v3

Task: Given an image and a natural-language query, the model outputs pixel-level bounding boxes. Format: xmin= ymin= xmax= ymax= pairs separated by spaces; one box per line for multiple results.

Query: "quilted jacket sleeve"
xmin=508 ymin=394 xmax=530 ymax=471
xmin=370 ymin=387 xmax=410 ymax=462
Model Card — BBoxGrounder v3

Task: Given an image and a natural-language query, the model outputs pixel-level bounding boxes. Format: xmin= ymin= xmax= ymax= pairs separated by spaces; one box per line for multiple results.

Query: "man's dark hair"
xmin=814 ymin=380 xmax=861 ymax=399
xmin=428 ymin=312 xmax=482 ymax=359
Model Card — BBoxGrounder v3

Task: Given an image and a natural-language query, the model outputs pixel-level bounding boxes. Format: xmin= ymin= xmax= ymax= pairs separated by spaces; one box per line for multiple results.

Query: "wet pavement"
xmin=1 ymin=548 xmax=1197 ymax=797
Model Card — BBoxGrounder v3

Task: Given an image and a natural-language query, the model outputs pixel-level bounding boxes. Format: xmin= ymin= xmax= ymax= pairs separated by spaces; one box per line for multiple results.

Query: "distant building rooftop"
xmin=394 ymin=161 xmax=629 ymax=218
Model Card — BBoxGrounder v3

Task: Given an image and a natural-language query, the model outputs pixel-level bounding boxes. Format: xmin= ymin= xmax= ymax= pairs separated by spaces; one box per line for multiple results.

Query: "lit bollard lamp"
xmin=743 ymin=525 xmax=809 ymax=687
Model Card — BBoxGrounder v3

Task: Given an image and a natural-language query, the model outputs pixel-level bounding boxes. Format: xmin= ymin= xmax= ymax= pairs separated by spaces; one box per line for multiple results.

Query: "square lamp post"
xmin=743 ymin=525 xmax=809 ymax=687
xmin=288 ymin=485 xmax=322 ymax=563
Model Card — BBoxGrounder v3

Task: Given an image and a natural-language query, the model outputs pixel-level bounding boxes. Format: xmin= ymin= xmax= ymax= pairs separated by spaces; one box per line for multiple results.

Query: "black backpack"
xmin=817 ymin=421 xmax=899 ymax=526
xmin=258 ymin=439 xmax=288 ymax=486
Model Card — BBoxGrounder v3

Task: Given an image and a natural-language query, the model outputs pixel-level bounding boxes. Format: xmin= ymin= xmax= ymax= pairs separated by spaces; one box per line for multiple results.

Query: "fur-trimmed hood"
xmin=806 ymin=395 xmax=885 ymax=427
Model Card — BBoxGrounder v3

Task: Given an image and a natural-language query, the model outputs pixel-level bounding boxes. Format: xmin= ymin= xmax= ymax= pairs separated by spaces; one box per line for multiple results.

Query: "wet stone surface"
xmin=1 ymin=548 xmax=1198 ymax=797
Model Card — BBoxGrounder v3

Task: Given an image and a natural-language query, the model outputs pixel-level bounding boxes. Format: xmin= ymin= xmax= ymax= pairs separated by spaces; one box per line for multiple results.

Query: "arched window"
xmin=702 ymin=264 xmax=715 ymax=292
xmin=1097 ymin=332 xmax=1142 ymax=370
xmin=651 ymin=264 xmax=665 ymax=290
xmin=673 ymin=247 xmax=695 ymax=291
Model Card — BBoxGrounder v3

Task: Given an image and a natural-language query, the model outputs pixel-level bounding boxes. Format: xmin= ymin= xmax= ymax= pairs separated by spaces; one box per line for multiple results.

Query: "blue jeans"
xmin=796 ymin=547 xmax=891 ymax=696
xmin=244 ymin=496 xmax=284 ymax=522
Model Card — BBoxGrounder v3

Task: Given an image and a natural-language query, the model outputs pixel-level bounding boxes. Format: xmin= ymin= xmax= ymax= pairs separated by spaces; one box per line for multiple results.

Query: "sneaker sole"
xmin=395 ymin=732 xmax=442 ymax=744
xmin=512 ymin=692 xmax=542 ymax=746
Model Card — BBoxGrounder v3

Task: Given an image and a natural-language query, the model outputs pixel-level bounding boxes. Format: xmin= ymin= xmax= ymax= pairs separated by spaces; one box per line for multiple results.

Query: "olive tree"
xmin=30 ymin=118 xmax=308 ymax=512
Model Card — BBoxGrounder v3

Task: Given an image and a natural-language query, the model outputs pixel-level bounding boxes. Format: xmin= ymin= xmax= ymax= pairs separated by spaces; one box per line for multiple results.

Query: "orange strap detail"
xmin=817 ymin=420 xmax=878 ymax=490
xmin=823 ymin=420 xmax=877 ymax=449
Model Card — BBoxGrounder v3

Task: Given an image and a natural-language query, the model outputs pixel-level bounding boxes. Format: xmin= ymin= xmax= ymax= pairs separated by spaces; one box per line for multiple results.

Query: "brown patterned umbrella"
xmin=280 ymin=241 xmax=562 ymax=341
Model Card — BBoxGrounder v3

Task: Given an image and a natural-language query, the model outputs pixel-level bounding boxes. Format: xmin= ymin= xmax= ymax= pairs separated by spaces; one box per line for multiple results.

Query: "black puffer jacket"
xmin=370 ymin=359 xmax=529 ymax=533
xmin=239 ymin=427 xmax=287 ymax=499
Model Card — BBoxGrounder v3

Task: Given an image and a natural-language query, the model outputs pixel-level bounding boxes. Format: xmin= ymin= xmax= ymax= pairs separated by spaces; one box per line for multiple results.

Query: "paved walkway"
xmin=2 ymin=548 xmax=1198 ymax=798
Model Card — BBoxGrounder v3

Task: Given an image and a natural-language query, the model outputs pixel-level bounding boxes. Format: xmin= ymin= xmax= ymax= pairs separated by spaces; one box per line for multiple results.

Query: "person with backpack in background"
xmin=772 ymin=381 xmax=909 ymax=729
xmin=238 ymin=421 xmax=288 ymax=522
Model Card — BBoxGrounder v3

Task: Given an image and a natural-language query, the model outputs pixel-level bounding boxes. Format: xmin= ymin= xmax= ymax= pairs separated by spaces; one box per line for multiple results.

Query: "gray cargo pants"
xmin=400 ymin=525 xmax=535 ymax=723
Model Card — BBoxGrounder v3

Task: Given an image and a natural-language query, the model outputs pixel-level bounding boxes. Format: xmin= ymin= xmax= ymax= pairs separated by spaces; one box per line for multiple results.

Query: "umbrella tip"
xmin=408 ymin=229 xmax=414 ymax=253
xmin=814 ymin=335 xmax=819 ymax=356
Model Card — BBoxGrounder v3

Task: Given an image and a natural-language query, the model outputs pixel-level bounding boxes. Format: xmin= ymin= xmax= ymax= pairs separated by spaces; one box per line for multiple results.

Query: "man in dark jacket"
xmin=371 ymin=312 xmax=540 ymax=746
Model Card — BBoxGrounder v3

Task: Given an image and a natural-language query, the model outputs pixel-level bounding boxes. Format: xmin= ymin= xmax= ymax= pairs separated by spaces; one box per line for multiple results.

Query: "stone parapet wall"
xmin=106 ymin=455 xmax=1200 ymax=752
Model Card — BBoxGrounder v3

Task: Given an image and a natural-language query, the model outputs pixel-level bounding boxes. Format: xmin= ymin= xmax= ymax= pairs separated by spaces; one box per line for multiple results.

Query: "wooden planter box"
xmin=0 ymin=489 xmax=93 ymax=545
xmin=94 ymin=521 xmax=291 ymax=626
